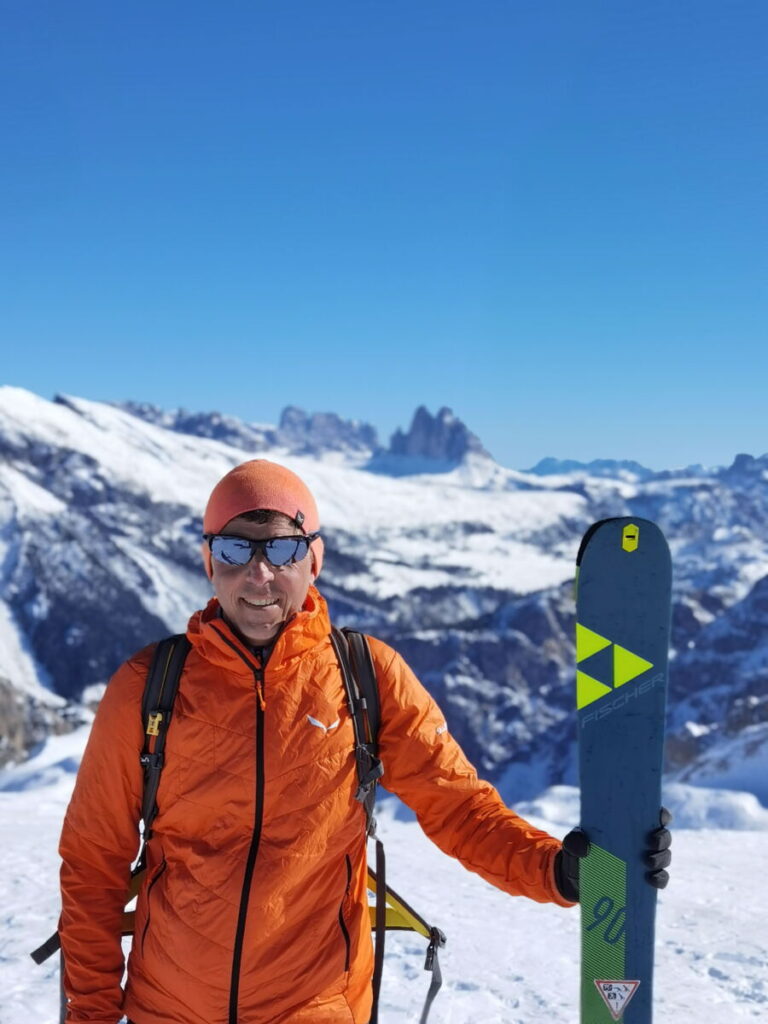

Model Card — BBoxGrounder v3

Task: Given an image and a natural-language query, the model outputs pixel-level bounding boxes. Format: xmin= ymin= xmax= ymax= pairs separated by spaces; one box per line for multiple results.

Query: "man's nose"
xmin=244 ymin=552 xmax=276 ymax=581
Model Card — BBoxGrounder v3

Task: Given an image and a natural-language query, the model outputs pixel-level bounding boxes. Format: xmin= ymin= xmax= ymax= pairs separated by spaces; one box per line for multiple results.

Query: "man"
xmin=59 ymin=459 xmax=670 ymax=1024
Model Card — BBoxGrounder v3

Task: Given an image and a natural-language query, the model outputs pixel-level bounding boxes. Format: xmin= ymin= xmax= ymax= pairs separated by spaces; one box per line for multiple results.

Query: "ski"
xmin=575 ymin=518 xmax=671 ymax=1023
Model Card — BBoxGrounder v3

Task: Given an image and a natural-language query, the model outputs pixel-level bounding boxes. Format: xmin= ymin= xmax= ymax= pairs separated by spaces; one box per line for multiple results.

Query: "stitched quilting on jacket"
xmin=59 ymin=587 xmax=570 ymax=1024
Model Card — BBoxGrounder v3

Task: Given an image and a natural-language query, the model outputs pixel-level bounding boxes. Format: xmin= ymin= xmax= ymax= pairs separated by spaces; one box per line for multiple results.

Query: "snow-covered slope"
xmin=1 ymin=387 xmax=768 ymax=811
xmin=0 ymin=731 xmax=765 ymax=1024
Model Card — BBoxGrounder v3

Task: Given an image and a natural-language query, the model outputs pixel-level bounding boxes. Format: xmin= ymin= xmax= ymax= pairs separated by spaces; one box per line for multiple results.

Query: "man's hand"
xmin=554 ymin=808 xmax=673 ymax=903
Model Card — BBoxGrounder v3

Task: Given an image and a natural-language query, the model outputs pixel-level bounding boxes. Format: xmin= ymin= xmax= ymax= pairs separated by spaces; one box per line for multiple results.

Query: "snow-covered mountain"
xmin=1 ymin=386 xmax=767 ymax=809
xmin=116 ymin=399 xmax=380 ymax=458
xmin=525 ymin=456 xmax=657 ymax=480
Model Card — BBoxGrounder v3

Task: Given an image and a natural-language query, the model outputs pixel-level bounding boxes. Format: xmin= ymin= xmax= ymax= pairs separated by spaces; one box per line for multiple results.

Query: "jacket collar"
xmin=186 ymin=586 xmax=331 ymax=677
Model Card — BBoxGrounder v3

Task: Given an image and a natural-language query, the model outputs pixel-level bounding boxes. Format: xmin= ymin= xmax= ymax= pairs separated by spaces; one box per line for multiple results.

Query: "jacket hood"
xmin=186 ymin=585 xmax=331 ymax=676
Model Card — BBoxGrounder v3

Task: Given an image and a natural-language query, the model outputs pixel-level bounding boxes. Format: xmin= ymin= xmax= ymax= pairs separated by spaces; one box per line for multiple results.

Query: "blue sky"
xmin=2 ymin=1 xmax=766 ymax=470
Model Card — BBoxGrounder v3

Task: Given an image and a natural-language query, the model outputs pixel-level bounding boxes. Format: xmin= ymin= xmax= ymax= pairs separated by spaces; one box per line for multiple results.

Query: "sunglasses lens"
xmin=264 ymin=537 xmax=308 ymax=566
xmin=210 ymin=536 xmax=253 ymax=566
xmin=208 ymin=534 xmax=313 ymax=567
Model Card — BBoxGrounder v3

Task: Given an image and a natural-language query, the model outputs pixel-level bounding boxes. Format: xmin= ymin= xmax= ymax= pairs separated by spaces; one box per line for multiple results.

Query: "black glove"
xmin=645 ymin=806 xmax=673 ymax=889
xmin=554 ymin=826 xmax=589 ymax=902
xmin=554 ymin=807 xmax=673 ymax=903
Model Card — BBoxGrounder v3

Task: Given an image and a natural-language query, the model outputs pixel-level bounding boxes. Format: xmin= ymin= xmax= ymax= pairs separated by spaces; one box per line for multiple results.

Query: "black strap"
xmin=369 ymin=837 xmax=386 ymax=1024
xmin=330 ymin=628 xmax=384 ymax=835
xmin=29 ymin=636 xmax=191 ymax=970
xmin=419 ymin=927 xmax=447 ymax=1024
xmin=139 ymin=634 xmax=190 ymax=839
xmin=30 ymin=930 xmax=61 ymax=965
xmin=345 ymin=629 xmax=380 ymax=743
xmin=341 ymin=628 xmax=445 ymax=1024
xmin=59 ymin=949 xmax=67 ymax=1023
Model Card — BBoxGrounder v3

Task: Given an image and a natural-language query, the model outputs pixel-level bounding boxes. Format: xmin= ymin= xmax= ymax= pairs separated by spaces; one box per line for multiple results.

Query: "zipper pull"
xmin=254 ymin=660 xmax=266 ymax=711
xmin=255 ymin=677 xmax=266 ymax=711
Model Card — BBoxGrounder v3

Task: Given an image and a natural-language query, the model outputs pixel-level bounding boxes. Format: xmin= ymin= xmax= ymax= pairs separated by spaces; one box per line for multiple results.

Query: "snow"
xmin=0 ymin=600 xmax=61 ymax=702
xmin=515 ymin=782 xmax=768 ymax=832
xmin=674 ymin=723 xmax=768 ymax=806
xmin=662 ymin=782 xmax=768 ymax=830
xmin=0 ymin=732 xmax=766 ymax=1023
xmin=685 ymin=720 xmax=715 ymax=738
xmin=0 ymin=464 xmax=68 ymax=518
xmin=0 ymin=465 xmax=66 ymax=702
xmin=294 ymin=453 xmax=586 ymax=538
xmin=111 ymin=537 xmax=212 ymax=634
xmin=0 ymin=726 xmax=89 ymax=793
xmin=0 ymin=387 xmax=236 ymax=512
xmin=342 ymin=533 xmax=576 ymax=599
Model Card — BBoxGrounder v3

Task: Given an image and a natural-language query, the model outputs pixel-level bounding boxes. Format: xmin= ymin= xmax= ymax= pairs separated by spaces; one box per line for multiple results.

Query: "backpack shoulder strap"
xmin=343 ymin=628 xmax=380 ymax=747
xmin=30 ymin=632 xmax=191 ymax=970
xmin=140 ymin=633 xmax=190 ymax=838
xmin=330 ymin=627 xmax=383 ymax=830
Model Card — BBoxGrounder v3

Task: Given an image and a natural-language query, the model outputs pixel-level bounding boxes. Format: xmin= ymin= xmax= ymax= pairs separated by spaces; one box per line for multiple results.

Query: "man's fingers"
xmin=646 ymin=868 xmax=669 ymax=889
xmin=647 ymin=826 xmax=672 ymax=852
xmin=645 ymin=848 xmax=672 ymax=872
xmin=562 ymin=828 xmax=591 ymax=859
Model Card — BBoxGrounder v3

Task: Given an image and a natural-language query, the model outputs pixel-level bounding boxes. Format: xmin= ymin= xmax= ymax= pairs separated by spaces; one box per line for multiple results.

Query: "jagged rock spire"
xmin=388 ymin=406 xmax=490 ymax=462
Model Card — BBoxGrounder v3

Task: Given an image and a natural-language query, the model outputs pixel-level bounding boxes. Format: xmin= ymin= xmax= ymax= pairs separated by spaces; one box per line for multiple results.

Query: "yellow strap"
xmin=367 ymin=869 xmax=431 ymax=939
xmin=367 ymin=905 xmax=431 ymax=935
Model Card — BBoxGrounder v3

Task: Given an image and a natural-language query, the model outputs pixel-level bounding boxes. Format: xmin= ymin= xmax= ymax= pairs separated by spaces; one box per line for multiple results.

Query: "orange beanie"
xmin=201 ymin=460 xmax=324 ymax=579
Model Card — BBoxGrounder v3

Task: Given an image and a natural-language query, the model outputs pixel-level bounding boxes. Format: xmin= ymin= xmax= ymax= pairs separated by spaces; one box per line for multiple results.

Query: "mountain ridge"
xmin=1 ymin=386 xmax=767 ymax=808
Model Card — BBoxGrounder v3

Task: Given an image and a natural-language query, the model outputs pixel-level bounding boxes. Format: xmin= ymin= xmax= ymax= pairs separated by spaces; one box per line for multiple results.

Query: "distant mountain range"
xmin=1 ymin=386 xmax=766 ymax=806
xmin=115 ymin=398 xmax=485 ymax=465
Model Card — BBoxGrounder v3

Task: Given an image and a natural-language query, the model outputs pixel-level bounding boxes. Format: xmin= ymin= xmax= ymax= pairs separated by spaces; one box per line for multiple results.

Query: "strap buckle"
xmin=146 ymin=710 xmax=163 ymax=736
xmin=425 ymin=927 xmax=447 ymax=970
xmin=354 ymin=753 xmax=384 ymax=803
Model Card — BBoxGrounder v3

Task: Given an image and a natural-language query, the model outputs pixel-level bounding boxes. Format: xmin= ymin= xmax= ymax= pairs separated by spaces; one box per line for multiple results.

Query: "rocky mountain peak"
xmin=112 ymin=399 xmax=277 ymax=451
xmin=112 ymin=400 xmax=378 ymax=457
xmin=721 ymin=453 xmax=768 ymax=481
xmin=276 ymin=406 xmax=379 ymax=454
xmin=388 ymin=406 xmax=490 ymax=463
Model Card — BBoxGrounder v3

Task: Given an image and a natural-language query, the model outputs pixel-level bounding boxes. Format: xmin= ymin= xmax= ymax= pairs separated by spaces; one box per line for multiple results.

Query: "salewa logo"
xmin=307 ymin=715 xmax=340 ymax=734
xmin=436 ymin=723 xmax=448 ymax=735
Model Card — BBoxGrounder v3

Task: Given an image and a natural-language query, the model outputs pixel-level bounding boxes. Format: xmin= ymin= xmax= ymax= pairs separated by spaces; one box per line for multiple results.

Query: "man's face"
xmin=211 ymin=515 xmax=315 ymax=646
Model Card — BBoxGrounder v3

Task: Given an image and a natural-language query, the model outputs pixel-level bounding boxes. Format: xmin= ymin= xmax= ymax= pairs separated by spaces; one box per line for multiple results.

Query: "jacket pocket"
xmin=140 ymin=858 xmax=167 ymax=955
xmin=337 ymin=855 xmax=352 ymax=972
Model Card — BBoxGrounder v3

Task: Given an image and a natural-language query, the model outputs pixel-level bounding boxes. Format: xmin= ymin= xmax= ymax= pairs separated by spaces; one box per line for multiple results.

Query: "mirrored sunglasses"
xmin=204 ymin=532 xmax=319 ymax=568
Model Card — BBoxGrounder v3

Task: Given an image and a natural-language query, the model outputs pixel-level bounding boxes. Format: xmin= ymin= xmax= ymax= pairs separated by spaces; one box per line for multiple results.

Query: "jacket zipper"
xmin=338 ymin=854 xmax=352 ymax=972
xmin=140 ymin=858 xmax=167 ymax=955
xmin=228 ymin=659 xmax=266 ymax=1024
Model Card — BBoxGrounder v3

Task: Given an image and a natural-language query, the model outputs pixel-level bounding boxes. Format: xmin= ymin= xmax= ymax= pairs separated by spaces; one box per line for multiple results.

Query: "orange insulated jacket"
xmin=59 ymin=587 xmax=571 ymax=1024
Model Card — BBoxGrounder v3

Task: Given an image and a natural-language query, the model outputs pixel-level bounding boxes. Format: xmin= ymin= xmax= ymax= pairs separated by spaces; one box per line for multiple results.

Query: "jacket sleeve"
xmin=58 ymin=651 xmax=150 ymax=1023
xmin=369 ymin=638 xmax=574 ymax=908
